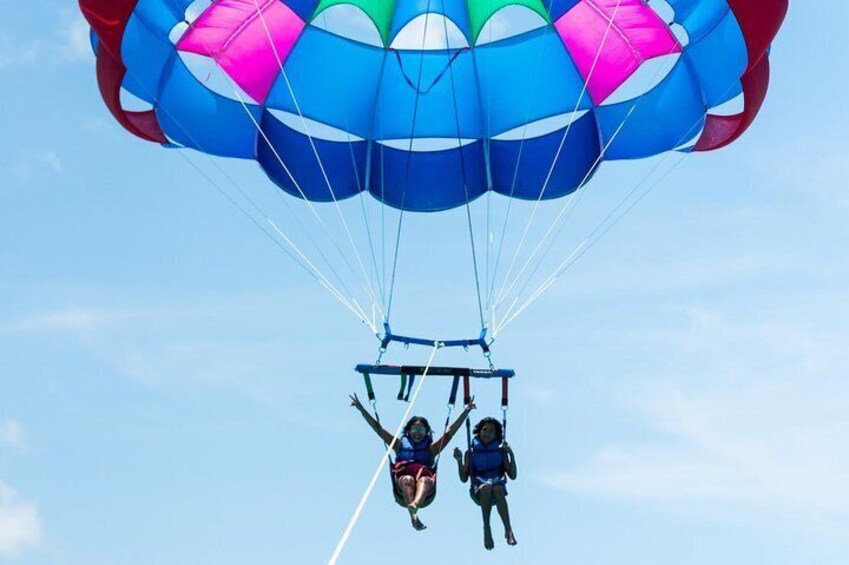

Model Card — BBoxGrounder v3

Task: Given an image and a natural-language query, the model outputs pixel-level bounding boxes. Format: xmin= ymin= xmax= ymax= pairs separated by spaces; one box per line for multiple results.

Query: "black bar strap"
xmin=404 ymin=374 xmax=416 ymax=402
xmin=396 ymin=373 xmax=408 ymax=401
xmin=448 ymin=376 xmax=460 ymax=406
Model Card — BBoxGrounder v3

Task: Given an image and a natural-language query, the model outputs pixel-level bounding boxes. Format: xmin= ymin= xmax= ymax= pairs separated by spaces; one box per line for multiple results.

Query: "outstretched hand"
xmin=465 ymin=396 xmax=477 ymax=412
xmin=453 ymin=447 xmax=463 ymax=461
xmin=349 ymin=393 xmax=365 ymax=412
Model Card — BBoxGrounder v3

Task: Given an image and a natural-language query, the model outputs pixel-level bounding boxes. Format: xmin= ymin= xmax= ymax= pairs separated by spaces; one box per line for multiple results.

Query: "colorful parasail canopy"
xmin=80 ymin=0 xmax=788 ymax=212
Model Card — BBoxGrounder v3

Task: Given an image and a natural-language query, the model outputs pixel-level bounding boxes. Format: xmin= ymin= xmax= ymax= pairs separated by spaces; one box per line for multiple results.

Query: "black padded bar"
xmin=355 ymin=364 xmax=515 ymax=379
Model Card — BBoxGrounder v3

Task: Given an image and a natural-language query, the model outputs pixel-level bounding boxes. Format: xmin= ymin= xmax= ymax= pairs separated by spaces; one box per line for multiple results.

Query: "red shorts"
xmin=392 ymin=461 xmax=436 ymax=482
xmin=392 ymin=462 xmax=437 ymax=508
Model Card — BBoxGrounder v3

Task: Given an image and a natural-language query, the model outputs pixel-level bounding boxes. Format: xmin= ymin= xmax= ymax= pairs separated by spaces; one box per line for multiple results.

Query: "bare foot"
xmin=410 ymin=514 xmax=427 ymax=531
xmin=484 ymin=527 xmax=494 ymax=550
xmin=506 ymin=529 xmax=517 ymax=546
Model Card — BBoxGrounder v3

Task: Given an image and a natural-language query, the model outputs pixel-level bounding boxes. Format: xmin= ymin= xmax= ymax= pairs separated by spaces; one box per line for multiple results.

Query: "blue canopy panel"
xmin=667 ymin=0 xmax=732 ymax=44
xmin=121 ymin=13 xmax=175 ymax=105
xmin=681 ymin=7 xmax=747 ymax=107
xmin=266 ymin=27 xmax=385 ymax=139
xmin=546 ymin=0 xmax=582 ymax=22
xmin=597 ymin=60 xmax=705 ymax=160
xmin=388 ymin=0 xmax=473 ymax=46
xmin=369 ymin=141 xmax=487 ymax=211
xmin=283 ymin=0 xmax=322 ymax=21
xmin=155 ymin=56 xmax=262 ymax=158
xmin=490 ymin=111 xmax=600 ymax=200
xmin=474 ymin=28 xmax=590 ymax=138
xmin=372 ymin=49 xmax=482 ymax=140
xmin=132 ymin=0 xmax=193 ymax=36
xmin=258 ymin=111 xmax=367 ymax=201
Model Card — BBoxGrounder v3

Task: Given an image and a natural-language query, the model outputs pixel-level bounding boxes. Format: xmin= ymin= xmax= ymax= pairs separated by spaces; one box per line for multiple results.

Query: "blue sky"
xmin=2 ymin=1 xmax=849 ymax=563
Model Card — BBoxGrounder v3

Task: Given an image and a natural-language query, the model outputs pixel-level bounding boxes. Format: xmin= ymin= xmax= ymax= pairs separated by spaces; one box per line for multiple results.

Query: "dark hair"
xmin=473 ymin=417 xmax=503 ymax=443
xmin=404 ymin=416 xmax=432 ymax=438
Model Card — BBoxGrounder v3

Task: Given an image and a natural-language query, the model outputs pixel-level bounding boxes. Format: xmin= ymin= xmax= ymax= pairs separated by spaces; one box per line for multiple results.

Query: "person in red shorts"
xmin=351 ymin=393 xmax=475 ymax=530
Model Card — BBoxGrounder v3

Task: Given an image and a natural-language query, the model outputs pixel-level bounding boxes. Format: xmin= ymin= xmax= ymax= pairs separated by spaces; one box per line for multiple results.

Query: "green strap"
xmin=362 ymin=372 xmax=376 ymax=402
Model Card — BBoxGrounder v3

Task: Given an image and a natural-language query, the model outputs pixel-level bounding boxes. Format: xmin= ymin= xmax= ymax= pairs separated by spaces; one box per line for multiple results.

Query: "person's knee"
xmin=419 ymin=477 xmax=434 ymax=487
xmin=398 ymin=476 xmax=414 ymax=488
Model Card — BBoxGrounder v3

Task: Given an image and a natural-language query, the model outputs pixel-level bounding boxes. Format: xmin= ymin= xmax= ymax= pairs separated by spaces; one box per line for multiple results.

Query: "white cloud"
xmin=0 ymin=420 xmax=27 ymax=452
xmin=13 ymin=150 xmax=64 ymax=184
xmin=2 ymin=296 xmax=324 ymax=403
xmin=0 ymin=483 xmax=42 ymax=558
xmin=0 ymin=31 xmax=40 ymax=69
xmin=4 ymin=306 xmax=101 ymax=334
xmin=543 ymin=305 xmax=849 ymax=537
xmin=59 ymin=16 xmax=91 ymax=62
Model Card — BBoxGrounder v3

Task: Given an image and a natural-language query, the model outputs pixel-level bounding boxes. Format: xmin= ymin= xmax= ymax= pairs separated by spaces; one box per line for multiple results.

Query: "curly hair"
xmin=473 ymin=417 xmax=503 ymax=443
xmin=403 ymin=416 xmax=432 ymax=438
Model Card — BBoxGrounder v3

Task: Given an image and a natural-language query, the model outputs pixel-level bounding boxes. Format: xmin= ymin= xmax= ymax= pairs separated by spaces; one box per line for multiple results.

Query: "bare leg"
xmin=407 ymin=476 xmax=432 ymax=531
xmin=493 ymin=486 xmax=516 ymax=546
xmin=478 ymin=484 xmax=495 ymax=550
xmin=398 ymin=476 xmax=427 ymax=531
xmin=411 ymin=477 xmax=433 ymax=509
xmin=397 ymin=476 xmax=425 ymax=530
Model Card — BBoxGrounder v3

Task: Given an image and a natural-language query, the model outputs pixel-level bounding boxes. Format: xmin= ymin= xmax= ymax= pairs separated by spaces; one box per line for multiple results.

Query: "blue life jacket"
xmin=397 ymin=436 xmax=434 ymax=467
xmin=470 ymin=438 xmax=506 ymax=480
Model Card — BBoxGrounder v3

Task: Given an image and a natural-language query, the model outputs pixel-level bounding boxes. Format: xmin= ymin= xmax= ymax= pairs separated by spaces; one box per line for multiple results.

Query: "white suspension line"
xmin=187 ymin=27 xmax=383 ymax=320
xmin=225 ymin=85 xmax=384 ymax=320
xmin=496 ymin=143 xmax=694 ymax=336
xmin=328 ymin=344 xmax=441 ymax=565
xmin=493 ymin=0 xmax=625 ymax=311
xmin=113 ymin=57 xmax=376 ymax=331
xmin=386 ymin=3 xmax=434 ymax=323
xmin=485 ymin=0 xmax=563 ymax=314
xmin=266 ymin=219 xmax=376 ymax=329
xmin=176 ymin=151 xmax=374 ymax=329
xmin=251 ymin=0 xmax=386 ymax=321
xmin=439 ymin=0 xmax=486 ymax=328
xmin=493 ymin=105 xmax=636 ymax=317
xmin=493 ymin=41 xmax=697 ymax=326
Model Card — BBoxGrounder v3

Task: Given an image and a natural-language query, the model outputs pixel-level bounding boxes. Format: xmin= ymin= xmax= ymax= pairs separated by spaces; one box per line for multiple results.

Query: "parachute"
xmin=79 ymin=0 xmax=788 ymax=556
xmin=80 ymin=0 xmax=787 ymax=211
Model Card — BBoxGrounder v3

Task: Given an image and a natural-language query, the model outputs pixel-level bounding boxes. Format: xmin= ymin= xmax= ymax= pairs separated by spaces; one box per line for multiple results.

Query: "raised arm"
xmin=453 ymin=447 xmax=470 ymax=482
xmin=431 ymin=399 xmax=476 ymax=454
xmin=503 ymin=442 xmax=518 ymax=480
xmin=350 ymin=394 xmax=398 ymax=450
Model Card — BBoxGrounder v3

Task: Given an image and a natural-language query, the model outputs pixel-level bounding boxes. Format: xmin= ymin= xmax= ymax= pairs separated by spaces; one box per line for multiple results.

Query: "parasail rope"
xmin=251 ymin=0 xmax=386 ymax=324
xmin=328 ymin=344 xmax=441 ymax=565
xmin=492 ymin=0 xmax=625 ymax=311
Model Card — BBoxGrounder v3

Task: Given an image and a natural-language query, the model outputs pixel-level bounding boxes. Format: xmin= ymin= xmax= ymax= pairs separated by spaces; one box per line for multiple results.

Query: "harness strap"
xmin=449 ymin=375 xmax=460 ymax=407
xmin=362 ymin=372 xmax=375 ymax=402
xmin=396 ymin=373 xmax=408 ymax=401
xmin=501 ymin=376 xmax=509 ymax=441
xmin=404 ymin=374 xmax=416 ymax=402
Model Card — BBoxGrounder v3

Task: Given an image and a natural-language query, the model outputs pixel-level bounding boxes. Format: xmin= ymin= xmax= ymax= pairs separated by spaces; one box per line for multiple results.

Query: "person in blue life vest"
xmin=350 ymin=393 xmax=475 ymax=531
xmin=453 ymin=417 xmax=518 ymax=549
